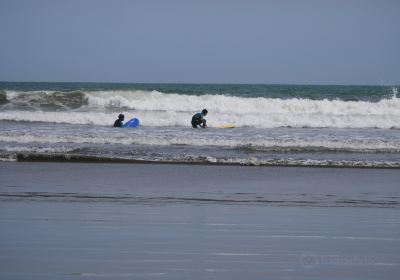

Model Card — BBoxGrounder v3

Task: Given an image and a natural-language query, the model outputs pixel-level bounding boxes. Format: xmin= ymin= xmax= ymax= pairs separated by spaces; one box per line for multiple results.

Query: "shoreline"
xmin=12 ymin=153 xmax=400 ymax=169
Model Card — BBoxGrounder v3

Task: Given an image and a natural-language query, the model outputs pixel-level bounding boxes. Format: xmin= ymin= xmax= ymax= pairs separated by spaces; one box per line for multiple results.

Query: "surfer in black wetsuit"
xmin=191 ymin=109 xmax=208 ymax=128
xmin=113 ymin=114 xmax=124 ymax=127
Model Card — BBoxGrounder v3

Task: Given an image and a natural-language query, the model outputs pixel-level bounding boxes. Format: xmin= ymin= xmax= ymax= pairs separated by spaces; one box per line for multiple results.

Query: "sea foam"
xmin=1 ymin=90 xmax=400 ymax=129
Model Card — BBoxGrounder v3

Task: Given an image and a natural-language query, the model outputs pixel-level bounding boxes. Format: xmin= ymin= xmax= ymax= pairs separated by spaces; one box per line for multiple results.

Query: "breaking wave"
xmin=1 ymin=89 xmax=399 ymax=129
xmin=1 ymin=131 xmax=400 ymax=153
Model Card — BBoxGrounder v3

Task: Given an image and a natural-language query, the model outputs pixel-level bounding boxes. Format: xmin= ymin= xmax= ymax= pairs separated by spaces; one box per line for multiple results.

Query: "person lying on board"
xmin=113 ymin=114 xmax=125 ymax=127
xmin=191 ymin=109 xmax=208 ymax=128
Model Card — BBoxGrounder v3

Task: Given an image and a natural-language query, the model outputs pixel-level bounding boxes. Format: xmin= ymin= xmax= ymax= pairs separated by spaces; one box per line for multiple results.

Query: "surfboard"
xmin=214 ymin=124 xmax=235 ymax=129
xmin=123 ymin=118 xmax=139 ymax=128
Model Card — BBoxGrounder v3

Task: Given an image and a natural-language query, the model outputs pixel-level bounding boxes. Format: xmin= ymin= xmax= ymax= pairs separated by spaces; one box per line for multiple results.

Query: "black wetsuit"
xmin=191 ymin=113 xmax=206 ymax=128
xmin=113 ymin=119 xmax=123 ymax=127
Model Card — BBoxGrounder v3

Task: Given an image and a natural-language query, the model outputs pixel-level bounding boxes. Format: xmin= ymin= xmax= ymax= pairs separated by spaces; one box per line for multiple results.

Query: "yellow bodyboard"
xmin=214 ymin=124 xmax=235 ymax=129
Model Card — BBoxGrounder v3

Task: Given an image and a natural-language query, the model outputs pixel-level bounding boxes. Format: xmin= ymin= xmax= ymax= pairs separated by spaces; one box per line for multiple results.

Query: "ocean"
xmin=1 ymin=82 xmax=399 ymax=168
xmin=1 ymin=82 xmax=400 ymax=279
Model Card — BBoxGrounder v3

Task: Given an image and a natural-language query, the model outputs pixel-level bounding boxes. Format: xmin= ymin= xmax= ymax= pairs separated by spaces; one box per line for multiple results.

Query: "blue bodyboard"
xmin=123 ymin=118 xmax=139 ymax=128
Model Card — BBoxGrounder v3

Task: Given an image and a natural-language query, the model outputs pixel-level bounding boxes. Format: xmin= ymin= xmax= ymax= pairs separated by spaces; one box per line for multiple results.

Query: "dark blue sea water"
xmin=1 ymin=82 xmax=399 ymax=167
xmin=1 ymin=81 xmax=397 ymax=101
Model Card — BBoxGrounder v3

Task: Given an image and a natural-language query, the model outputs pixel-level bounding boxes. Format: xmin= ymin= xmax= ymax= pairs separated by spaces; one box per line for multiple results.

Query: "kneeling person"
xmin=191 ymin=109 xmax=208 ymax=128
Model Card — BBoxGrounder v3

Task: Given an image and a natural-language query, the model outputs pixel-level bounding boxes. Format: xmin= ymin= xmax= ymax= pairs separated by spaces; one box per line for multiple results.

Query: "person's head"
xmin=118 ymin=114 xmax=125 ymax=121
xmin=202 ymin=109 xmax=208 ymax=116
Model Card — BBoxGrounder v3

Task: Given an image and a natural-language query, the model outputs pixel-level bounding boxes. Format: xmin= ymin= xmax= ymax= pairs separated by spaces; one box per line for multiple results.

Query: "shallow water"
xmin=1 ymin=120 xmax=400 ymax=167
xmin=1 ymin=82 xmax=399 ymax=167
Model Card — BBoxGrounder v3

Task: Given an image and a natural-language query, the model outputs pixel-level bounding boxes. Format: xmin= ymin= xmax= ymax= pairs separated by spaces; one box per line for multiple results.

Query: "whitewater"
xmin=1 ymin=89 xmax=400 ymax=129
xmin=1 ymin=82 xmax=399 ymax=167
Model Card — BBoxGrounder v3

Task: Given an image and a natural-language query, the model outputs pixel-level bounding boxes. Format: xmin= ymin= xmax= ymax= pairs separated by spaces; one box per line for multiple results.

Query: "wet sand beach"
xmin=0 ymin=162 xmax=399 ymax=279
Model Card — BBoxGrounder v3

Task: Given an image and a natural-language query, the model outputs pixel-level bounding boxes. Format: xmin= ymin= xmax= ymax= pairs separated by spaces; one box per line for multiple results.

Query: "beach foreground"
xmin=0 ymin=162 xmax=399 ymax=280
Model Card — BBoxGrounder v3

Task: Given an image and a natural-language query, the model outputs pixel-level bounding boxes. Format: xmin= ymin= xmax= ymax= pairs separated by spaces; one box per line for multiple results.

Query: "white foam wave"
xmin=180 ymin=156 xmax=400 ymax=168
xmin=0 ymin=111 xmax=117 ymax=125
xmin=1 ymin=90 xmax=400 ymax=129
xmin=392 ymin=87 xmax=398 ymax=97
xmin=83 ymin=89 xmax=400 ymax=114
xmin=1 ymin=145 xmax=76 ymax=154
xmin=0 ymin=155 xmax=17 ymax=162
xmin=1 ymin=132 xmax=399 ymax=152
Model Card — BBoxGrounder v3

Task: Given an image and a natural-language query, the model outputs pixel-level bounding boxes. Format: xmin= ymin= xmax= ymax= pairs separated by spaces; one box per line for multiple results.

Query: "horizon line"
xmin=0 ymin=80 xmax=398 ymax=87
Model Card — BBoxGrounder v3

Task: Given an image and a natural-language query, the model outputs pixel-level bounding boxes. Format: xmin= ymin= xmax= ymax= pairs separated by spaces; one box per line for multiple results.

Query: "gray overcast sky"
xmin=0 ymin=0 xmax=399 ymax=85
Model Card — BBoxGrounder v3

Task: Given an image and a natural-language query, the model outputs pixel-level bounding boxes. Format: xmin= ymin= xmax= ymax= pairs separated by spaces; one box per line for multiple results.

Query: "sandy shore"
xmin=0 ymin=162 xmax=399 ymax=279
